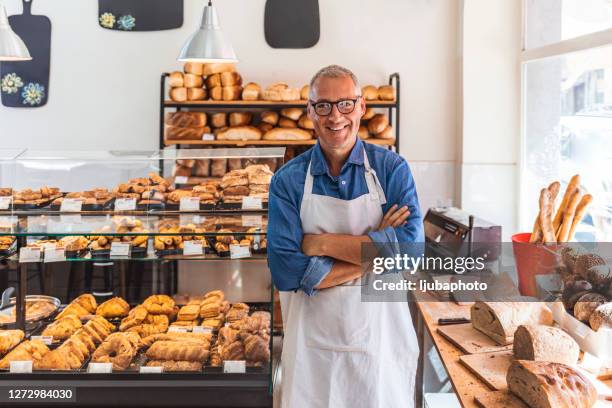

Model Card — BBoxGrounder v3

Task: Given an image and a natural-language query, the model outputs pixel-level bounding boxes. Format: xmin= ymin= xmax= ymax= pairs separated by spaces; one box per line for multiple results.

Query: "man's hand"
xmin=302 ymin=234 xmax=326 ymax=257
xmin=377 ymin=204 xmax=411 ymax=231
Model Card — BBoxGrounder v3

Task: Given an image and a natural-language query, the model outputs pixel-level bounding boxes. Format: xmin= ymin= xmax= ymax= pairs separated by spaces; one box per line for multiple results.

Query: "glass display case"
xmin=0 ymin=148 xmax=282 ymax=407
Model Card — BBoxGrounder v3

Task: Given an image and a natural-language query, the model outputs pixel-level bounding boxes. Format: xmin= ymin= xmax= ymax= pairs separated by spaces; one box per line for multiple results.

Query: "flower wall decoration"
xmin=1 ymin=73 xmax=24 ymax=95
xmin=99 ymin=12 xmax=116 ymax=29
xmin=117 ymin=15 xmax=136 ymax=31
xmin=21 ymin=83 xmax=45 ymax=106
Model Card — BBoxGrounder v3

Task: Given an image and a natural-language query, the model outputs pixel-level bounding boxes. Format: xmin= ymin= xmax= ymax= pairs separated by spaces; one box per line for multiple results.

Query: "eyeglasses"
xmin=309 ymin=97 xmax=361 ymax=116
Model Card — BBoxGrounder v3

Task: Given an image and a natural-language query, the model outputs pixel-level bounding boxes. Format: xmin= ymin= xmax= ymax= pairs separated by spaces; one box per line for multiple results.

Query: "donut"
xmin=91 ymin=333 xmax=136 ymax=370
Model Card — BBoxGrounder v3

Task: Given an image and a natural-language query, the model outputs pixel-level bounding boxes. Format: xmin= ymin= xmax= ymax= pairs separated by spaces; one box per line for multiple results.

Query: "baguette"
xmin=539 ymin=188 xmax=556 ymax=244
xmin=553 ymin=175 xmax=580 ymax=235
xmin=263 ymin=127 xmax=312 ymax=141
xmin=217 ymin=126 xmax=262 ymax=141
xmin=530 ymin=181 xmax=560 ymax=243
xmin=568 ymin=194 xmax=593 ymax=242
xmin=557 ymin=188 xmax=581 ymax=243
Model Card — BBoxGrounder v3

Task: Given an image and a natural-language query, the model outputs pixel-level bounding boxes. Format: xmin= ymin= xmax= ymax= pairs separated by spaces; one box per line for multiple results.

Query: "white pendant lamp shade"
xmin=0 ymin=5 xmax=31 ymax=61
xmin=178 ymin=1 xmax=237 ymax=63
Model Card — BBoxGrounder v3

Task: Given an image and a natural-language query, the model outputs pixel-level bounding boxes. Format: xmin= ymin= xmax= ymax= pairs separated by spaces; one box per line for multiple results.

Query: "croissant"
xmin=218 ymin=326 xmax=239 ymax=346
xmin=243 ymin=334 xmax=270 ymax=364
xmin=143 ymin=295 xmax=175 ymax=315
xmin=35 ymin=347 xmax=76 ymax=370
xmin=226 ymin=304 xmax=249 ymax=322
xmin=209 ymin=345 xmax=222 ymax=367
xmin=0 ymin=330 xmax=25 ymax=356
xmin=42 ymin=315 xmax=82 ymax=340
xmin=72 ymin=294 xmax=97 ymax=314
xmin=220 ymin=340 xmax=244 ymax=361
xmin=96 ymin=297 xmax=129 ymax=318
xmin=55 ymin=302 xmax=90 ymax=320
xmin=119 ymin=305 xmax=148 ymax=331
xmin=204 ymin=290 xmax=225 ymax=302
xmin=126 ymin=323 xmax=167 ymax=338
xmin=71 ymin=330 xmax=97 ymax=353
xmin=0 ymin=340 xmax=49 ymax=369
xmin=89 ymin=315 xmax=117 ymax=333
xmin=146 ymin=341 xmax=209 ymax=362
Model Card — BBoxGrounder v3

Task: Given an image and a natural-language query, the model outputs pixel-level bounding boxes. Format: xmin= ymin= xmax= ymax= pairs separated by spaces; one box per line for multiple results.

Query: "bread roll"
xmin=362 ymin=108 xmax=376 ymax=120
xmin=262 ymin=88 xmax=282 ymax=101
xmin=168 ymin=71 xmax=184 ymax=88
xmin=211 ymin=159 xmax=227 ymax=177
xmin=263 ymin=128 xmax=312 ymax=141
xmin=187 ymin=88 xmax=207 ymax=101
xmin=210 ymin=113 xmax=227 ymax=128
xmin=221 ymin=72 xmax=242 ymax=87
xmin=507 ymin=360 xmax=597 ymax=408
xmin=203 ymin=63 xmax=236 ymax=76
xmin=242 ymin=82 xmax=261 ymax=101
xmin=589 ymin=302 xmax=612 ymax=331
xmin=470 ymin=302 xmax=553 ymax=345
xmin=279 ymin=118 xmax=297 ymax=128
xmin=165 ymin=112 xmax=207 ymax=128
xmin=166 ymin=126 xmax=208 ymax=140
xmin=206 ymin=73 xmax=221 ymax=89
xmin=300 ymin=85 xmax=310 ymax=100
xmin=281 ymin=88 xmax=300 ymax=101
xmin=513 ymin=325 xmax=579 ymax=365
xmin=368 ymin=114 xmax=388 ymax=134
xmin=358 ymin=125 xmax=369 ymax=140
xmin=280 ymin=108 xmax=303 ymax=121
xmin=375 ymin=125 xmax=394 ymax=140
xmin=261 ymin=111 xmax=279 ymax=125
xmin=194 ymin=160 xmax=210 ymax=177
xmin=362 ymin=85 xmax=378 ymax=100
xmin=184 ymin=74 xmax=204 ymax=88
xmin=378 ymin=85 xmax=396 ymax=101
xmin=169 ymin=87 xmax=187 ymax=102
xmin=258 ymin=123 xmax=273 ymax=133
xmin=574 ymin=292 xmax=607 ymax=322
xmin=223 ymin=86 xmax=242 ymax=101
xmin=229 ymin=112 xmax=252 ymax=127
xmin=210 ymin=86 xmax=222 ymax=100
xmin=217 ymin=126 xmax=262 ymax=141
xmin=298 ymin=114 xmax=314 ymax=130
xmin=183 ymin=62 xmax=203 ymax=76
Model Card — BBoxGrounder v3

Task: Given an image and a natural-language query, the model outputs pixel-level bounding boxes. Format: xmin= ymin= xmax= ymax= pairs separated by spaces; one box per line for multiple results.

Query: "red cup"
xmin=512 ymin=232 xmax=559 ymax=296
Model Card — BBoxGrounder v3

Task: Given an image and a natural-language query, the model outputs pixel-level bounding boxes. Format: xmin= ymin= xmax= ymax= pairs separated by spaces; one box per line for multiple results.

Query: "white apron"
xmin=279 ymin=150 xmax=419 ymax=408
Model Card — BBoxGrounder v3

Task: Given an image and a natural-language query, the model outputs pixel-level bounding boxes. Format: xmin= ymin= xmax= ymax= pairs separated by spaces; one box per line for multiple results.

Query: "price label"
xmin=110 ymin=242 xmax=131 ymax=258
xmin=241 ymin=215 xmax=263 ymax=227
xmin=87 ymin=362 xmax=113 ymax=373
xmin=9 ymin=361 xmax=32 ymax=374
xmin=59 ymin=199 xmax=82 ymax=213
xmin=168 ymin=326 xmax=188 ymax=333
xmin=202 ymin=133 xmax=215 ymax=141
xmin=19 ymin=247 xmax=41 ymax=263
xmin=242 ymin=197 xmax=262 ymax=210
xmin=44 ymin=247 xmax=66 ymax=263
xmin=179 ymin=197 xmax=200 ymax=212
xmin=193 ymin=326 xmax=212 ymax=334
xmin=183 ymin=240 xmax=204 ymax=256
xmin=223 ymin=360 xmax=246 ymax=374
xmin=174 ymin=176 xmax=188 ymax=184
xmin=0 ymin=196 xmax=12 ymax=210
xmin=31 ymin=336 xmax=53 ymax=345
xmin=230 ymin=244 xmax=251 ymax=259
xmin=114 ymin=198 xmax=136 ymax=211
xmin=139 ymin=366 xmax=164 ymax=374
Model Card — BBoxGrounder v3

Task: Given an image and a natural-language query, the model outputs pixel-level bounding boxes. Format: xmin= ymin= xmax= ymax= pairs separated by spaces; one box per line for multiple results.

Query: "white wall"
xmin=0 ymin=0 xmax=459 ymax=210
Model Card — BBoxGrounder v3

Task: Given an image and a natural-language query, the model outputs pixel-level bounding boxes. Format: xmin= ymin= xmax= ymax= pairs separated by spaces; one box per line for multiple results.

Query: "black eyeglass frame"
xmin=308 ymin=96 xmax=362 ymax=116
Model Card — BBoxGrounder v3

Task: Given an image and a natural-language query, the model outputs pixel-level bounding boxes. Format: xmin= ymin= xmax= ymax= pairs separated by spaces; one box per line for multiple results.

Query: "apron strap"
xmin=302 ymin=161 xmax=314 ymax=202
xmin=363 ymin=150 xmax=387 ymax=205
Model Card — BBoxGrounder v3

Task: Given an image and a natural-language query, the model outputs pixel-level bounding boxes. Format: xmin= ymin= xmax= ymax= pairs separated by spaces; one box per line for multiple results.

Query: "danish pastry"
xmin=96 ymin=297 xmax=129 ymax=318
xmin=143 ymin=295 xmax=176 ymax=315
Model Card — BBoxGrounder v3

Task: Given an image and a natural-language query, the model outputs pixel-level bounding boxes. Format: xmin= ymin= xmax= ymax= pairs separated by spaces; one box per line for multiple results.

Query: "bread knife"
xmin=437 ymin=317 xmax=470 ymax=325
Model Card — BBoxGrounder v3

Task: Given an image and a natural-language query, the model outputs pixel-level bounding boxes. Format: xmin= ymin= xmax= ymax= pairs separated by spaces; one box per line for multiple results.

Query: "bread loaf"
xmin=368 ymin=114 xmax=388 ymax=134
xmin=211 ymin=159 xmax=227 ymax=177
xmin=210 ymin=86 xmax=222 ymax=101
xmin=166 ymin=126 xmax=209 ymax=141
xmin=263 ymin=128 xmax=312 ymax=141
xmin=587 ymin=264 xmax=612 ymax=291
xmin=205 ymin=73 xmax=221 ymax=89
xmin=184 ymin=74 xmax=203 ymax=88
xmin=242 ymin=82 xmax=261 ymax=101
xmin=169 ymin=87 xmax=187 ymax=102
xmin=278 ymin=118 xmax=297 ymax=128
xmin=513 ymin=325 xmax=579 ymax=365
xmin=574 ymin=253 xmax=606 ymax=279
xmin=562 ymin=280 xmax=593 ymax=310
xmin=470 ymin=302 xmax=553 ymax=345
xmin=298 ymin=114 xmax=314 ymax=130
xmin=507 ymin=360 xmax=597 ymax=408
xmin=165 ymin=112 xmax=207 ymax=128
xmin=210 ymin=113 xmax=227 ymax=128
xmin=375 ymin=125 xmax=394 ymax=140
xmin=281 ymin=88 xmax=300 ymax=101
xmin=228 ymin=158 xmax=243 ymax=171
xmin=261 ymin=111 xmax=279 ymax=125
xmin=221 ymin=72 xmax=242 ymax=87
xmin=280 ymin=108 xmax=303 ymax=121
xmin=358 ymin=125 xmax=369 ymax=140
xmin=169 ymin=72 xmax=184 ymax=88
xmin=187 ymin=88 xmax=207 ymax=101
xmin=258 ymin=123 xmax=273 ymax=133
xmin=362 ymin=85 xmax=378 ymax=100
xmin=222 ymin=86 xmax=242 ymax=101
xmin=217 ymin=126 xmax=262 ymax=141
xmin=589 ymin=302 xmax=612 ymax=331
xmin=300 ymin=85 xmax=310 ymax=100
xmin=203 ymin=63 xmax=236 ymax=76
xmin=183 ymin=62 xmax=203 ymax=76
xmin=378 ymin=85 xmax=396 ymax=101
xmin=194 ymin=160 xmax=210 ymax=177
xmin=229 ymin=112 xmax=252 ymax=127
xmin=574 ymin=292 xmax=607 ymax=322
xmin=362 ymin=107 xmax=376 ymax=120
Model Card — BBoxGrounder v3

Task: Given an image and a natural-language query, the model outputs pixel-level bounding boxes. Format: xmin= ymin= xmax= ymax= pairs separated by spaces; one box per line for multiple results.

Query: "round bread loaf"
xmin=513 ymin=325 xmax=579 ymax=365
xmin=574 ymin=253 xmax=605 ymax=279
xmin=280 ymin=108 xmax=303 ymax=121
xmin=242 ymin=82 xmax=261 ymax=101
xmin=260 ymin=111 xmax=279 ymax=125
xmin=362 ymin=107 xmax=376 ymax=120
xmin=368 ymin=114 xmax=388 ymax=134
xmin=278 ymin=118 xmax=297 ymax=128
xmin=168 ymin=71 xmax=184 ymax=88
xmin=561 ymin=280 xmax=592 ymax=310
xmin=574 ymin=292 xmax=608 ymax=321
xmin=561 ymin=246 xmax=586 ymax=273
xmin=187 ymin=88 xmax=206 ymax=101
xmin=298 ymin=114 xmax=314 ymax=130
xmin=589 ymin=302 xmax=612 ymax=331
xmin=184 ymin=73 xmax=203 ymax=88
xmin=375 ymin=125 xmax=394 ymax=140
xmin=300 ymin=85 xmax=310 ymax=100
xmin=361 ymin=85 xmax=378 ymax=101
xmin=169 ymin=87 xmax=187 ymax=102
xmin=378 ymin=85 xmax=396 ymax=101
xmin=210 ymin=113 xmax=227 ymax=128
xmin=358 ymin=125 xmax=369 ymax=140
xmin=229 ymin=112 xmax=253 ymax=127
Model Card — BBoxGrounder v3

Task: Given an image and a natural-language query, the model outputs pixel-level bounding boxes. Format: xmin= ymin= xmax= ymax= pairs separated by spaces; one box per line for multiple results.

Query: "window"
xmin=521 ymin=2 xmax=612 ymax=241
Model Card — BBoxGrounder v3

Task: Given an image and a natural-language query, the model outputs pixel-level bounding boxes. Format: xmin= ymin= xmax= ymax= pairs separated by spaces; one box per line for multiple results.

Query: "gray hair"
xmin=309 ymin=64 xmax=361 ymax=100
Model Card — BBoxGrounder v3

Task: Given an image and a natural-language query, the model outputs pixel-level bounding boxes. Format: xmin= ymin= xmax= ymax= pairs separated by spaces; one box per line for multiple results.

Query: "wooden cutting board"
xmin=474 ymin=392 xmax=527 ymax=408
xmin=437 ymin=323 xmax=513 ymax=354
xmin=460 ymin=351 xmax=513 ymax=390
xmin=98 ymin=0 xmax=183 ymax=31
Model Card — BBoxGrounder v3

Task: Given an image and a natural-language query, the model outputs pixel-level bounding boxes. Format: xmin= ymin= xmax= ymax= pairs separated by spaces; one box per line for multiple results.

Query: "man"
xmin=268 ymin=65 xmax=423 ymax=408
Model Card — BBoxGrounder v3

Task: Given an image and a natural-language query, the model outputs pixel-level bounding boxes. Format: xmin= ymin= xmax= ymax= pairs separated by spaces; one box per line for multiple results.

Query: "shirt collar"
xmin=310 ymin=138 xmax=365 ymax=176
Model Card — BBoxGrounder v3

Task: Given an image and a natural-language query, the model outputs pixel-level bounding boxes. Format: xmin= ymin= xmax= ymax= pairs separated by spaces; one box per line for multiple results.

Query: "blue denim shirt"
xmin=268 ymin=139 xmax=424 ymax=295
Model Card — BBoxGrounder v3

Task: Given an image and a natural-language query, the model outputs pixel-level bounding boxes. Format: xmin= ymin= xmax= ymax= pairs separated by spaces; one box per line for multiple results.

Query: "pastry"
xmin=91 ymin=332 xmax=139 ymax=370
xmin=513 ymin=325 xmax=579 ymax=365
xmin=204 ymin=290 xmax=225 ymax=302
xmin=589 ymin=302 xmax=612 ymax=331
xmin=507 ymin=360 xmax=597 ymax=408
xmin=146 ymin=341 xmax=209 ymax=362
xmin=470 ymin=302 xmax=553 ymax=345
xmin=177 ymin=304 xmax=200 ymax=321
xmin=0 ymin=340 xmax=49 ymax=369
xmin=140 ymin=332 xmax=212 ymax=348
xmin=221 ymin=340 xmax=245 ymax=361
xmin=377 ymin=85 xmax=396 ymax=101
xmin=42 ymin=315 xmax=82 ymax=341
xmin=242 ymin=82 xmax=261 ymax=101
xmin=119 ymin=305 xmax=148 ymax=331
xmin=221 ymin=170 xmax=249 ymax=189
xmin=72 ymin=294 xmax=97 ymax=314
xmin=96 ymin=297 xmax=130 ymax=319
xmin=226 ymin=303 xmax=249 ymax=322
xmin=573 ymin=293 xmax=607 ymax=322
xmin=361 ymin=85 xmax=378 ymax=100
xmin=55 ymin=302 xmax=90 ymax=320
xmin=244 ymin=334 xmax=270 ymax=365
xmin=0 ymin=330 xmax=24 ymax=356
xmin=146 ymin=360 xmax=202 ymax=372
xmin=200 ymin=303 xmax=221 ymax=319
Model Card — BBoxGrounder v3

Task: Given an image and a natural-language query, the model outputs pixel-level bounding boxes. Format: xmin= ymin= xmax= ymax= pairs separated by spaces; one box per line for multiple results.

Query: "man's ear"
xmin=359 ymin=96 xmax=366 ymax=116
xmin=307 ymin=103 xmax=316 ymax=121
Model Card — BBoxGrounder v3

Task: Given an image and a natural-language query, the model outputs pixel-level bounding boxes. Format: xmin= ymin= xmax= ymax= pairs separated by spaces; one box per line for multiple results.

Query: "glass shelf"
xmin=1 ymin=252 xmax=269 ymax=262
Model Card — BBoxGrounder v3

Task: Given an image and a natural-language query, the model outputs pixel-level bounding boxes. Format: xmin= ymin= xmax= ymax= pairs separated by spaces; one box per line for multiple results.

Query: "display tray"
xmin=217 ymin=202 xmax=269 ymax=211
xmin=48 ymin=198 xmax=114 ymax=212
xmin=0 ymin=239 xmax=17 ymax=257
xmin=0 ymin=295 xmax=61 ymax=328
xmin=10 ymin=198 xmax=56 ymax=210
xmin=154 ymin=246 xmax=213 ymax=257
xmin=164 ymin=202 xmax=217 ymax=212
xmin=136 ymin=202 xmax=166 ymax=211
xmin=90 ymin=246 xmax=148 ymax=259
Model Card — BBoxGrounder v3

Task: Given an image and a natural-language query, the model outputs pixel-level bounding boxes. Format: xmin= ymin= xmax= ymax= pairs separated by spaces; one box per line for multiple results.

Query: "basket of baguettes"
xmin=0 ymin=291 xmax=270 ymax=372
xmin=468 ymin=301 xmax=610 ymax=407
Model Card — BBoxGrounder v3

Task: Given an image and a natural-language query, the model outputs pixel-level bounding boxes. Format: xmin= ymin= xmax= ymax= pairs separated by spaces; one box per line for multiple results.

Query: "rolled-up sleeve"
xmin=267 ymin=172 xmax=333 ymax=295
